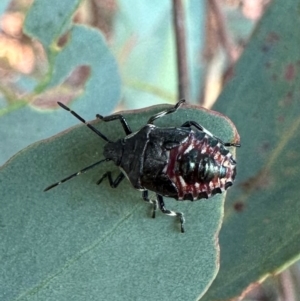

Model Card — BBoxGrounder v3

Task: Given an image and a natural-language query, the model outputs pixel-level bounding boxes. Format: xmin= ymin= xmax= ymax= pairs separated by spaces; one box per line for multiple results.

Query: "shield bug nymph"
xmin=44 ymin=100 xmax=240 ymax=233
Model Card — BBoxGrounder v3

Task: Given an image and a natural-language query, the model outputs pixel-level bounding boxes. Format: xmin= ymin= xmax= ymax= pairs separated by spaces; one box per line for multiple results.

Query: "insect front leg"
xmin=96 ymin=114 xmax=132 ymax=135
xmin=157 ymin=194 xmax=185 ymax=233
xmin=97 ymin=172 xmax=125 ymax=188
xmin=181 ymin=121 xmax=241 ymax=147
xmin=142 ymin=190 xmax=158 ymax=218
xmin=147 ymin=99 xmax=185 ymax=124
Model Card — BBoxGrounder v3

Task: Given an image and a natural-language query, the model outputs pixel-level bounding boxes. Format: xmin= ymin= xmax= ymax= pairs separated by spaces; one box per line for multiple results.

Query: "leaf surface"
xmin=203 ymin=0 xmax=300 ymax=299
xmin=0 ymin=104 xmax=238 ymax=301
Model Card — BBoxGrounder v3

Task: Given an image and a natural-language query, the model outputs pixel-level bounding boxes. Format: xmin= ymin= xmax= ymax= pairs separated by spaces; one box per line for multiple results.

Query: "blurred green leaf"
xmin=0 ymin=0 xmax=10 ymax=15
xmin=186 ymin=0 xmax=206 ymax=102
xmin=113 ymin=0 xmax=205 ymax=108
xmin=203 ymin=0 xmax=300 ymax=300
xmin=0 ymin=0 xmax=121 ymax=165
xmin=0 ymin=104 xmax=238 ymax=301
xmin=24 ymin=0 xmax=121 ymax=119
xmin=24 ymin=0 xmax=81 ymax=49
xmin=114 ymin=0 xmax=176 ymax=108
xmin=45 ymin=25 xmax=121 ymax=119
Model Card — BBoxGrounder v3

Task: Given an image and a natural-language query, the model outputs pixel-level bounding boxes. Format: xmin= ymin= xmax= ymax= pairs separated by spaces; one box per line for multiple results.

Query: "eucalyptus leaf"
xmin=45 ymin=25 xmax=121 ymax=120
xmin=0 ymin=0 xmax=10 ymax=15
xmin=202 ymin=0 xmax=300 ymax=300
xmin=0 ymin=104 xmax=238 ymax=301
xmin=24 ymin=0 xmax=81 ymax=49
xmin=115 ymin=0 xmax=206 ymax=108
xmin=0 ymin=1 xmax=121 ymax=165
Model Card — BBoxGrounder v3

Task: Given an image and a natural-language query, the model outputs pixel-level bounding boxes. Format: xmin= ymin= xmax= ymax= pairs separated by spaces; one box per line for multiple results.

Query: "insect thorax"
xmin=103 ymin=140 xmax=124 ymax=166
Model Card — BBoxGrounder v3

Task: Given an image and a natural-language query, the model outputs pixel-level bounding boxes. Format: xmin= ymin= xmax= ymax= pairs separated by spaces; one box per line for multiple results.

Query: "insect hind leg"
xmin=142 ymin=190 xmax=158 ymax=218
xmin=147 ymin=99 xmax=185 ymax=124
xmin=181 ymin=120 xmax=240 ymax=147
xmin=96 ymin=114 xmax=132 ymax=135
xmin=157 ymin=194 xmax=185 ymax=233
xmin=97 ymin=172 xmax=125 ymax=188
xmin=224 ymin=142 xmax=241 ymax=147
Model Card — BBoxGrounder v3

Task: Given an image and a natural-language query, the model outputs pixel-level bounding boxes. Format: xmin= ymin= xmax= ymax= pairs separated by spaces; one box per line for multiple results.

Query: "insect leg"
xmin=224 ymin=142 xmax=241 ymax=147
xmin=157 ymin=194 xmax=185 ymax=233
xmin=97 ymin=172 xmax=125 ymax=188
xmin=147 ymin=99 xmax=186 ymax=124
xmin=181 ymin=120 xmax=205 ymax=131
xmin=142 ymin=190 xmax=158 ymax=218
xmin=96 ymin=114 xmax=132 ymax=135
xmin=181 ymin=121 xmax=241 ymax=147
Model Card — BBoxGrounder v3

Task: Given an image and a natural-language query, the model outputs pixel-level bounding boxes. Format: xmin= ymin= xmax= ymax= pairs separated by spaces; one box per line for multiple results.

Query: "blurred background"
xmin=0 ymin=0 xmax=261 ymax=165
xmin=1 ymin=0 xmax=299 ymax=300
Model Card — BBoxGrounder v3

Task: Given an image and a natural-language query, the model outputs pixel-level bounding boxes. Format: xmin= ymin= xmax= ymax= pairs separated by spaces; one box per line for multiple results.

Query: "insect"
xmin=44 ymin=99 xmax=240 ymax=233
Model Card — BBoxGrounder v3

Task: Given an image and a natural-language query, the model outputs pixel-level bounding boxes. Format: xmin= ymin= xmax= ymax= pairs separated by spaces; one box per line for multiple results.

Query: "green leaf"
xmin=45 ymin=25 xmax=121 ymax=118
xmin=24 ymin=0 xmax=81 ymax=49
xmin=0 ymin=0 xmax=10 ymax=15
xmin=202 ymin=0 xmax=300 ymax=300
xmin=24 ymin=0 xmax=121 ymax=118
xmin=113 ymin=0 xmax=205 ymax=108
xmin=0 ymin=104 xmax=238 ymax=301
xmin=115 ymin=1 xmax=176 ymax=108
xmin=0 ymin=1 xmax=121 ymax=165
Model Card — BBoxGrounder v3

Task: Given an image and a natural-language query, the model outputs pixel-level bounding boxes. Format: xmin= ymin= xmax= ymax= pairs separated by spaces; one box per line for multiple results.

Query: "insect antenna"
xmin=44 ymin=158 xmax=111 ymax=191
xmin=57 ymin=102 xmax=112 ymax=143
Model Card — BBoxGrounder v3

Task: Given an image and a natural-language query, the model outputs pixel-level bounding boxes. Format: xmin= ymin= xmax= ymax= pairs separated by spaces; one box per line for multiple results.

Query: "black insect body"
xmin=45 ymin=100 xmax=240 ymax=233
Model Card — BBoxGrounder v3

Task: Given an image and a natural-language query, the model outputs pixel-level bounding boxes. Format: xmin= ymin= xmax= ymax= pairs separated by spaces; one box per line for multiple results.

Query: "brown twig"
xmin=199 ymin=0 xmax=236 ymax=107
xmin=172 ymin=0 xmax=189 ymax=101
xmin=278 ymin=269 xmax=297 ymax=301
xmin=208 ymin=0 xmax=235 ymax=64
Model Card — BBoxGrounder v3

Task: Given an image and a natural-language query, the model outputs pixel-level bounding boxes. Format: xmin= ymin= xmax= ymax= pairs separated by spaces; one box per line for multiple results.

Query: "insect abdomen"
xmin=165 ymin=130 xmax=236 ymax=201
